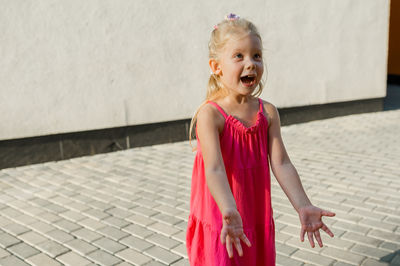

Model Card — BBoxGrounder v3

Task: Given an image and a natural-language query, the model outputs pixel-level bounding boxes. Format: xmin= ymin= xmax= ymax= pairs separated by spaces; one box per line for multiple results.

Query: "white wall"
xmin=0 ymin=0 xmax=390 ymax=141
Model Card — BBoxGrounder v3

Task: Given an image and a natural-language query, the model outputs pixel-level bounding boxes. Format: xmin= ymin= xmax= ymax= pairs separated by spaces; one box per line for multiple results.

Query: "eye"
xmin=254 ymin=53 xmax=262 ymax=60
xmin=234 ymin=53 xmax=243 ymax=59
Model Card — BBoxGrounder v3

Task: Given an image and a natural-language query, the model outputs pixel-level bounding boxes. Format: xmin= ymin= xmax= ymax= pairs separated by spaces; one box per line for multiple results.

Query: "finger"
xmin=240 ymin=233 xmax=252 ymax=247
xmin=226 ymin=236 xmax=233 ymax=258
xmin=234 ymin=237 xmax=243 ymax=257
xmin=314 ymin=230 xmax=323 ymax=247
xmin=307 ymin=231 xmax=315 ymax=248
xmin=300 ymin=226 xmax=306 ymax=242
xmin=220 ymin=229 xmax=227 ymax=244
xmin=321 ymin=210 xmax=336 ymax=217
xmin=321 ymin=224 xmax=334 ymax=237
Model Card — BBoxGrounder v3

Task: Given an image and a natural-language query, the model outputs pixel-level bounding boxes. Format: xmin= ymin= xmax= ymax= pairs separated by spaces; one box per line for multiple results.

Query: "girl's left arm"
xmin=264 ymin=102 xmax=335 ymax=248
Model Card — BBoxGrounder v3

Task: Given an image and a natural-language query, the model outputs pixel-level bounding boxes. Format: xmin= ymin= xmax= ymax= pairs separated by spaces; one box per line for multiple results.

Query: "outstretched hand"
xmin=220 ymin=209 xmax=252 ymax=258
xmin=298 ymin=205 xmax=335 ymax=248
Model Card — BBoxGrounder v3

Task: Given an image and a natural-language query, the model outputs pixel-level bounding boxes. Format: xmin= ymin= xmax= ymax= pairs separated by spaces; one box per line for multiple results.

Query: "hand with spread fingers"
xmin=220 ymin=209 xmax=252 ymax=258
xmin=298 ymin=205 xmax=336 ymax=247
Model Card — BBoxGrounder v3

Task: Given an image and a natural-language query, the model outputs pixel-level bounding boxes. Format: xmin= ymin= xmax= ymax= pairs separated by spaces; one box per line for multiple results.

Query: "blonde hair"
xmin=189 ymin=17 xmax=265 ymax=149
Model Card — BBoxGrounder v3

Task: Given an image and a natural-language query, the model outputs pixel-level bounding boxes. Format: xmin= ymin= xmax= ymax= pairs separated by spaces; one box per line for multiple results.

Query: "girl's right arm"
xmin=196 ymin=104 xmax=251 ymax=258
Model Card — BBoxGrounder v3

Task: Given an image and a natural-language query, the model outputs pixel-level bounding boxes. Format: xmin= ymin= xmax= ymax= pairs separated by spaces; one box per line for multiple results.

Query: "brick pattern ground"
xmin=0 ymin=109 xmax=399 ymax=266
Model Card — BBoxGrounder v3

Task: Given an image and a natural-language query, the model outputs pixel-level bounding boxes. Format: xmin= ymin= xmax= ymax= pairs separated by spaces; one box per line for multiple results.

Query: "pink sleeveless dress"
xmin=186 ymin=98 xmax=276 ymax=266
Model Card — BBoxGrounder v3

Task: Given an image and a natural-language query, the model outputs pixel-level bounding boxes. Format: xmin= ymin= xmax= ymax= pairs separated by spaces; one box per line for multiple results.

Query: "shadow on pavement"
xmin=380 ymin=249 xmax=400 ymax=265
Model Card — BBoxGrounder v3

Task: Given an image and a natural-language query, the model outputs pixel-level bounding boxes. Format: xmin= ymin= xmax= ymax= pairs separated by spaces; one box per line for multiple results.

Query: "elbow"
xmin=270 ymin=159 xmax=293 ymax=174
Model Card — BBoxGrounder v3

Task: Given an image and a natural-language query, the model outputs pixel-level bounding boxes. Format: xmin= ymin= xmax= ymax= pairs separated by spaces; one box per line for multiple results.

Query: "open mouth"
xmin=240 ymin=75 xmax=256 ymax=86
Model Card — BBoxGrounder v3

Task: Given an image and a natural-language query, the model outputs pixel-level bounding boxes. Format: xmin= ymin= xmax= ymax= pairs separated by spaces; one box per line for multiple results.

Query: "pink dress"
xmin=186 ymin=98 xmax=276 ymax=266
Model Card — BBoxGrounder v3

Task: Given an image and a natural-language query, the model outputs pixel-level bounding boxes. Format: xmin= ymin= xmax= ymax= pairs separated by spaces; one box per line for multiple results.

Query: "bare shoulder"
xmin=260 ymin=99 xmax=280 ymax=126
xmin=197 ymin=102 xmax=225 ymax=134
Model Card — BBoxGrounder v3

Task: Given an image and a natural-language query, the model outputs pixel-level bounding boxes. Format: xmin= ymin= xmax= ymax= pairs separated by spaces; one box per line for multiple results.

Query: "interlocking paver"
xmin=92 ymin=237 xmax=127 ymax=254
xmin=291 ymin=249 xmax=336 ymax=265
xmin=126 ymin=214 xmax=156 ymax=227
xmin=36 ymin=240 xmax=70 ymax=258
xmin=143 ymin=246 xmax=181 ymax=265
xmin=86 ymin=249 xmax=122 ymax=266
xmin=0 ymin=216 xmax=13 ymax=227
xmin=60 ymin=210 xmax=87 ymax=222
xmin=321 ymin=246 xmax=365 ymax=265
xmin=368 ymin=229 xmax=400 ymax=243
xmin=116 ymin=248 xmax=152 ymax=265
xmin=170 ymin=243 xmax=188 ymax=258
xmin=170 ymin=258 xmax=190 ymax=266
xmin=146 ymin=233 xmax=180 ymax=250
xmin=28 ymin=221 xmax=56 ymax=234
xmin=78 ymin=217 xmax=107 ymax=231
xmin=1 ymin=207 xmax=24 ymax=218
xmin=84 ymin=208 xmax=111 ymax=221
xmin=332 ymin=262 xmax=354 ymax=266
xmin=53 ymin=219 xmax=82 ymax=233
xmin=102 ymin=216 xmax=131 ymax=228
xmin=147 ymin=222 xmax=181 ymax=237
xmin=6 ymin=242 xmax=40 ymax=259
xmin=276 ymin=253 xmax=303 ymax=266
xmin=2 ymin=223 xmax=30 ymax=236
xmin=0 ymin=248 xmax=10 ymax=259
xmin=151 ymin=213 xmax=183 ymax=226
xmin=351 ymin=244 xmax=391 ymax=260
xmin=0 ymin=255 xmax=30 ymax=266
xmin=12 ymin=214 xmax=38 ymax=226
xmin=0 ymin=109 xmax=399 ymax=265
xmin=72 ymin=227 xmax=103 ymax=242
xmin=131 ymin=206 xmax=160 ymax=217
xmin=26 ymin=253 xmax=62 ymax=266
xmin=122 ymin=224 xmax=154 ymax=239
xmin=285 ymin=237 xmax=326 ymax=255
xmin=361 ymin=258 xmax=390 ymax=266
xmin=144 ymin=260 xmax=168 ymax=266
xmin=115 ymin=262 xmax=135 ymax=266
xmin=38 ymin=212 xmax=62 ymax=224
xmin=275 ymin=242 xmax=298 ymax=256
xmin=0 ymin=232 xmax=21 ymax=248
xmin=45 ymin=228 xmax=75 ymax=244
xmin=64 ymin=238 xmax=98 ymax=256
xmin=56 ymin=251 xmax=92 ymax=266
xmin=119 ymin=235 xmax=153 ymax=252
xmin=98 ymin=226 xmax=130 ymax=241
xmin=342 ymin=232 xmax=383 ymax=248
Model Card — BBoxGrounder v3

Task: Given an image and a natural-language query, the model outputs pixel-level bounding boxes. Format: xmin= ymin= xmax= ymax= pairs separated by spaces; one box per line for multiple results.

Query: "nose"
xmin=245 ymin=58 xmax=256 ymax=70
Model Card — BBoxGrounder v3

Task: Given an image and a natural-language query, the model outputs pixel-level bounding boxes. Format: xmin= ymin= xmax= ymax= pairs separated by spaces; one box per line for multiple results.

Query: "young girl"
xmin=186 ymin=14 xmax=336 ymax=265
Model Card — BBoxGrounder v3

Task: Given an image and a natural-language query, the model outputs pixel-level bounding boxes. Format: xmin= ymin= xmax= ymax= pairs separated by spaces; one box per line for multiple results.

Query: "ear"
xmin=209 ymin=58 xmax=222 ymax=75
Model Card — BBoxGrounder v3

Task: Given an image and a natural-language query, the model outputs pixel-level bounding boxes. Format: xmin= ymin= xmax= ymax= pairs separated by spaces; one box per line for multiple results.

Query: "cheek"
xmin=257 ymin=63 xmax=264 ymax=74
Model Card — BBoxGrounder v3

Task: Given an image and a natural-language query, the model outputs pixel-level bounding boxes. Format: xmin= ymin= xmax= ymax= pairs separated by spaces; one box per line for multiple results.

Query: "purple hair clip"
xmin=225 ymin=13 xmax=240 ymax=21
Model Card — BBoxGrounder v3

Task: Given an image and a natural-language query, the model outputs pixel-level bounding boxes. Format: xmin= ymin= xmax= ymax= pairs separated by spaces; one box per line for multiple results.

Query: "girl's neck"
xmin=225 ymin=94 xmax=254 ymax=105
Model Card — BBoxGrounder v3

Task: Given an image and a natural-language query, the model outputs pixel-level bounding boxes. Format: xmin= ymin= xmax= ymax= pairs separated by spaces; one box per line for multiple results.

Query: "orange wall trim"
xmin=388 ymin=0 xmax=400 ymax=75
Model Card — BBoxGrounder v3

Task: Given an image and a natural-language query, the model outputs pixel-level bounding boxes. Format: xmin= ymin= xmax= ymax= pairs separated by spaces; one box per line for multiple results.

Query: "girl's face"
xmin=212 ymin=33 xmax=263 ymax=97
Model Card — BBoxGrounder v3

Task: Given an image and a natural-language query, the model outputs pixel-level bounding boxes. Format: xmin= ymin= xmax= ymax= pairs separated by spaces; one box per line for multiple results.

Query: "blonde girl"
xmin=186 ymin=14 xmax=335 ymax=266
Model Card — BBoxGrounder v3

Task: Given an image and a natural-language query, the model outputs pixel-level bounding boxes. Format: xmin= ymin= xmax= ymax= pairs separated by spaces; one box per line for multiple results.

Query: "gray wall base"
xmin=0 ymin=97 xmax=384 ymax=170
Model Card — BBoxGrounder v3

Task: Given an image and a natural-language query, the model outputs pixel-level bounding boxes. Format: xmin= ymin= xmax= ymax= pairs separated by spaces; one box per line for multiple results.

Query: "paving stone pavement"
xmin=0 ymin=109 xmax=399 ymax=266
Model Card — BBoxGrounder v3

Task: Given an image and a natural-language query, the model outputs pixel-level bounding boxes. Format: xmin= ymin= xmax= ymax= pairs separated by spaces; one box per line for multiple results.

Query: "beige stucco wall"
xmin=0 ymin=0 xmax=390 ymax=141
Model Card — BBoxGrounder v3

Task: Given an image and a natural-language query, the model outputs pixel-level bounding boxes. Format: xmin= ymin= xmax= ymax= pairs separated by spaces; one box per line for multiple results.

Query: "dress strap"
xmin=258 ymin=98 xmax=263 ymax=112
xmin=207 ymin=101 xmax=228 ymax=119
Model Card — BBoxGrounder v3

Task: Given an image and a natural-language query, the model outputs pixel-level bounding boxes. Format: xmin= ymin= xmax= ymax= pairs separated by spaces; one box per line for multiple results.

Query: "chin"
xmin=242 ymin=86 xmax=258 ymax=94
xmin=238 ymin=89 xmax=256 ymax=96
